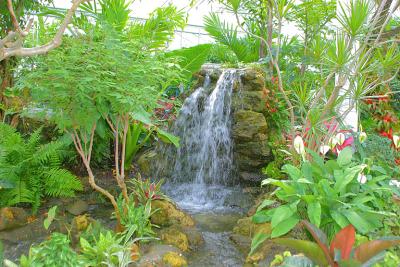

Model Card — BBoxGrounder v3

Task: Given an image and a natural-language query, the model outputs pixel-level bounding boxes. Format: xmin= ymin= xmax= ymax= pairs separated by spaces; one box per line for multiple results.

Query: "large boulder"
xmin=0 ymin=207 xmax=28 ymax=231
xmin=151 ymin=200 xmax=195 ymax=227
xmin=232 ymin=110 xmax=268 ymax=142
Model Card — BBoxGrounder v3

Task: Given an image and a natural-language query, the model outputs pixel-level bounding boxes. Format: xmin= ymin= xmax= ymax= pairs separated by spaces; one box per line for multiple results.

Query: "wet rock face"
xmin=195 ymin=66 xmax=273 ymax=184
xmin=150 ymin=199 xmax=195 ymax=227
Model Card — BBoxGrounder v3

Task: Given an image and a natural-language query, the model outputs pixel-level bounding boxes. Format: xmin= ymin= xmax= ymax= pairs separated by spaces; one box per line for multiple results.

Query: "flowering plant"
xmin=129 ymin=176 xmax=168 ymax=205
xmin=254 ymin=146 xmax=395 ymax=239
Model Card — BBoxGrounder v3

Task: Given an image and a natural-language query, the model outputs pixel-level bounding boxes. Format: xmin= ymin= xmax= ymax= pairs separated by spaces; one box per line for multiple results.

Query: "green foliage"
xmin=204 ymin=12 xmax=259 ymax=63
xmin=79 ymin=226 xmax=133 ymax=267
xmin=43 ymin=206 xmax=58 ymax=230
xmin=373 ymin=251 xmax=400 ymax=267
xmin=116 ymin=194 xmax=156 ymax=239
xmin=19 ymin=233 xmax=81 ymax=267
xmin=129 ymin=177 xmax=167 ymax=205
xmin=166 ymin=44 xmax=213 ymax=80
xmin=128 ymin=5 xmax=186 ymax=51
xmin=254 ymin=147 xmax=395 ymax=239
xmin=207 ymin=44 xmax=238 ymax=64
xmin=0 ymin=123 xmax=82 ymax=213
xmin=270 ymin=221 xmax=400 ymax=267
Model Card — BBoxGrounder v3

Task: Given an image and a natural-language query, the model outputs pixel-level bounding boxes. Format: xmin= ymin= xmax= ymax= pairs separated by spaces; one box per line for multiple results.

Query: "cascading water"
xmin=162 ymin=70 xmax=240 ymax=211
xmin=159 ymin=68 xmax=252 ymax=266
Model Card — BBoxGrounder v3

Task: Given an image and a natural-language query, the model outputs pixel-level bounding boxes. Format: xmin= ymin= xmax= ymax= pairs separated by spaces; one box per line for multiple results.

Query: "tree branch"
xmin=1 ymin=0 xmax=90 ymax=61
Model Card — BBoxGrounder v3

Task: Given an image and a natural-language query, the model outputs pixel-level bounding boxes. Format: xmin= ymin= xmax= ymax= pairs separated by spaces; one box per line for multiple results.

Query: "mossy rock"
xmin=233 ymin=217 xmax=271 ymax=238
xmin=151 ymin=200 xmax=195 ymax=227
xmin=160 ymin=227 xmax=189 ymax=252
xmin=162 ymin=252 xmax=188 ymax=267
xmin=232 ymin=91 xmax=266 ymax=113
xmin=232 ymin=110 xmax=268 ymax=142
xmin=0 ymin=207 xmax=28 ymax=231
xmin=240 ymin=69 xmax=265 ymax=91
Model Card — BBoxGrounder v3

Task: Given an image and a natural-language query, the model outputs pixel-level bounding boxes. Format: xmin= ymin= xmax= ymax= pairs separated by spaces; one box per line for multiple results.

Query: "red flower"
xmin=380 ymin=128 xmax=393 ymax=140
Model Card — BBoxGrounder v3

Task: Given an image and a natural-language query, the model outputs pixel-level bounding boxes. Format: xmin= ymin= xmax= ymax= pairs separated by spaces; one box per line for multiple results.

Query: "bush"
xmin=0 ymin=123 xmax=82 ymax=213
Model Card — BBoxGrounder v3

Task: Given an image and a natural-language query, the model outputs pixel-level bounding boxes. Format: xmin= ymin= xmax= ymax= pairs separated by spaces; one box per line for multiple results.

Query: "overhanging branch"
xmin=0 ymin=0 xmax=90 ymax=61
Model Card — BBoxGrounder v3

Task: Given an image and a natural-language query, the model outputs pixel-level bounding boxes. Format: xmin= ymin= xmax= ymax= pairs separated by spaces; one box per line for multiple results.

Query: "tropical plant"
xmin=115 ymin=194 xmax=156 ymax=239
xmin=268 ymin=220 xmax=400 ymax=267
xmin=18 ymin=233 xmax=82 ymax=267
xmin=79 ymin=226 xmax=135 ymax=267
xmin=204 ymin=12 xmax=259 ymax=63
xmin=253 ymin=147 xmax=395 ymax=239
xmin=0 ymin=123 xmax=82 ymax=213
xmin=14 ymin=29 xmax=182 ymax=222
xmin=129 ymin=176 xmax=167 ymax=204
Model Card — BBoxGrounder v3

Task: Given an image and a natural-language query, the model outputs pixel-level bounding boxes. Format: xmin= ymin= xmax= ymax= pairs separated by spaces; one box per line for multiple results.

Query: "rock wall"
xmin=197 ymin=65 xmax=273 ymax=184
xmin=138 ymin=65 xmax=274 ymax=184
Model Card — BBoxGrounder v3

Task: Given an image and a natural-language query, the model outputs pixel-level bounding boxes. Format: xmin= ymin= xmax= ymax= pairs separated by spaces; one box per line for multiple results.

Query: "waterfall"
xmin=162 ymin=70 xmax=239 ymax=211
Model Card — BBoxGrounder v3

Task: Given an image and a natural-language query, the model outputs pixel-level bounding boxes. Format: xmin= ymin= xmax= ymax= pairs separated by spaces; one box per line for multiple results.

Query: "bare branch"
xmin=1 ymin=0 xmax=90 ymax=61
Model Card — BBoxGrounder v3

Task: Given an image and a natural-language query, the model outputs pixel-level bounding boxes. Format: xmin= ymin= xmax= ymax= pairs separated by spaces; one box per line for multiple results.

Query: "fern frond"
xmin=34 ymin=140 xmax=65 ymax=166
xmin=43 ymin=168 xmax=83 ymax=197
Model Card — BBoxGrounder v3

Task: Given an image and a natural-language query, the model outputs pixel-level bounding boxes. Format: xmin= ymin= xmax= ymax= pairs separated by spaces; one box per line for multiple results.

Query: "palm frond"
xmin=204 ymin=13 xmax=258 ymax=63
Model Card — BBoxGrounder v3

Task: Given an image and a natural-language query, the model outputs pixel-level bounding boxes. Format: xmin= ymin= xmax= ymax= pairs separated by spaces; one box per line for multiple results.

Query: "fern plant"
xmin=0 ymin=123 xmax=82 ymax=213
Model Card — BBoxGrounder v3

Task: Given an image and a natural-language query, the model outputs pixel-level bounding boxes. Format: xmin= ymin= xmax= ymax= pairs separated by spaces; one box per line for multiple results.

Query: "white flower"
xmin=389 ymin=180 xmax=400 ymax=188
xmin=328 ymin=136 xmax=338 ymax=149
xmin=357 ymin=173 xmax=367 ymax=184
xmin=393 ymin=135 xmax=400 ymax=149
xmin=336 ymin=133 xmax=346 ymax=146
xmin=320 ymin=145 xmax=330 ymax=155
xmin=294 ymin=136 xmax=305 ymax=155
xmin=359 ymin=132 xmax=367 ymax=143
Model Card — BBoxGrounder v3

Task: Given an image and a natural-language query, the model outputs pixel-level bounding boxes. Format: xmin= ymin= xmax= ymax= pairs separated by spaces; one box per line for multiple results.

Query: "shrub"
xmin=254 ymin=147 xmax=396 ymax=239
xmin=0 ymin=123 xmax=82 ymax=213
xmin=19 ymin=233 xmax=82 ymax=267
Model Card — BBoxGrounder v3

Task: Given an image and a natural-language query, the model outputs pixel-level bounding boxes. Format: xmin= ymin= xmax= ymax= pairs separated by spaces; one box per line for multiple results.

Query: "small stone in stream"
xmin=162 ymin=252 xmax=187 ymax=267
xmin=66 ymin=200 xmax=88 ymax=215
xmin=0 ymin=207 xmax=28 ymax=231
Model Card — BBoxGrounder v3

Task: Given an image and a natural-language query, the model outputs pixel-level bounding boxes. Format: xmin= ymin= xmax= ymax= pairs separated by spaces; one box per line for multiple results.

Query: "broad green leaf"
xmin=271 ymin=216 xmax=299 ymax=238
xmin=307 ymin=202 xmax=321 ymax=227
xmin=337 ymin=147 xmax=353 ymax=167
xmin=331 ymin=210 xmax=350 ymax=229
xmin=252 ymin=209 xmax=273 ymax=223
xmin=249 ymin=232 xmax=270 ymax=255
xmin=166 ymin=44 xmax=213 ymax=80
xmin=343 ymin=210 xmax=373 ymax=233
xmin=272 ymin=238 xmax=328 ymax=267
xmin=43 ymin=206 xmax=58 ymax=230
xmin=334 ymin=165 xmax=364 ymax=193
xmin=282 ymin=164 xmax=302 ymax=180
xmin=131 ymin=107 xmax=153 ymax=126
xmin=156 ymin=128 xmax=180 ymax=147
xmin=256 ymin=199 xmax=276 ymax=212
xmin=261 ymin=179 xmax=296 ymax=194
xmin=271 ymin=205 xmax=296 ymax=228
